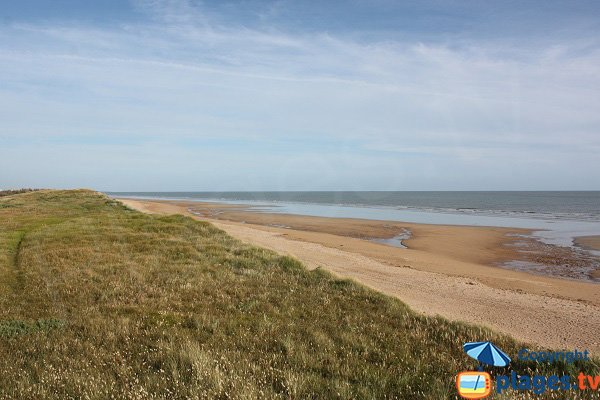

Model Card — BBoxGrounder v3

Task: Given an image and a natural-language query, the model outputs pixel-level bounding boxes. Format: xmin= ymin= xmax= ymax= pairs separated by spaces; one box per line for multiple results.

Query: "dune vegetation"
xmin=0 ymin=189 xmax=596 ymax=399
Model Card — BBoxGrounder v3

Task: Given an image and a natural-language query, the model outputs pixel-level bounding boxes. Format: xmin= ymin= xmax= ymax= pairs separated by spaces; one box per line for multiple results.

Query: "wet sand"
xmin=574 ymin=236 xmax=600 ymax=280
xmin=575 ymin=235 xmax=600 ymax=251
xmin=118 ymin=198 xmax=600 ymax=352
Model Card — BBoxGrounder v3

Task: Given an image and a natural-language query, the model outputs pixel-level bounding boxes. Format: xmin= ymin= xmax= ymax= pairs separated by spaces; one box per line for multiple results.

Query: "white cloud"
xmin=1 ymin=0 xmax=599 ymax=189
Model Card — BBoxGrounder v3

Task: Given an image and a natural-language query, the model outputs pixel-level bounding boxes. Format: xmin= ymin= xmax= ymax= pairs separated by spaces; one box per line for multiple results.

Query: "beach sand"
xmin=119 ymin=198 xmax=600 ymax=352
xmin=575 ymin=235 xmax=600 ymax=252
xmin=574 ymin=236 xmax=600 ymax=280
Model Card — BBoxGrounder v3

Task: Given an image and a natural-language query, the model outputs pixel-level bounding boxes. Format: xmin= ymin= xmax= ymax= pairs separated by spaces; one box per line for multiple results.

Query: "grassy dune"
xmin=0 ymin=190 xmax=596 ymax=399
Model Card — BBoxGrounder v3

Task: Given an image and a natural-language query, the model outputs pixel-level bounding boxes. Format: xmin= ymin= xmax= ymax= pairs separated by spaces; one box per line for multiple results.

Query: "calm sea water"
xmin=108 ymin=191 xmax=600 ymax=249
xmin=110 ymin=191 xmax=600 ymax=219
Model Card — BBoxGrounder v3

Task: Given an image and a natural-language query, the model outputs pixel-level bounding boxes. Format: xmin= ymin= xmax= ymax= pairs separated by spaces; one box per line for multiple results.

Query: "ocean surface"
xmin=108 ymin=191 xmax=600 ymax=250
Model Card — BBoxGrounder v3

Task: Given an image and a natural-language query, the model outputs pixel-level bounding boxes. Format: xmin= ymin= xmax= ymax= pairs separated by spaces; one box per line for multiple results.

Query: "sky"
xmin=1 ymin=0 xmax=599 ymax=191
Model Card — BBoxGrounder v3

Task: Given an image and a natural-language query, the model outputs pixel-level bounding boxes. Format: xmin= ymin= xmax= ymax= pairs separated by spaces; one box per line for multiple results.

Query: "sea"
xmin=108 ymin=191 xmax=600 ymax=251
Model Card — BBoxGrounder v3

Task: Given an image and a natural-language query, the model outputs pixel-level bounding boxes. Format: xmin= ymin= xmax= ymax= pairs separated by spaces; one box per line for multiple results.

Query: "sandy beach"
xmin=575 ymin=235 xmax=600 ymax=252
xmin=119 ymin=198 xmax=600 ymax=352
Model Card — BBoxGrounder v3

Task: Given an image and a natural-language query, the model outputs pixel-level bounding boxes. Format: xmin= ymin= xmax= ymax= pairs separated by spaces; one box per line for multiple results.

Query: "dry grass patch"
xmin=0 ymin=190 xmax=596 ymax=399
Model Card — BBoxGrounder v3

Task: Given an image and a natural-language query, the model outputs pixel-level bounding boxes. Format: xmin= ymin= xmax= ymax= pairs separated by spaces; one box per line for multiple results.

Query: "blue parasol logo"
xmin=463 ymin=341 xmax=511 ymax=368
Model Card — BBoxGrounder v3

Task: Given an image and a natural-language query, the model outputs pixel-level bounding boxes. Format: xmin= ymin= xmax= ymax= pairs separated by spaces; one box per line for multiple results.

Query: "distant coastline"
xmin=109 ymin=191 xmax=600 ymax=250
xmin=108 ymin=191 xmax=600 ymax=221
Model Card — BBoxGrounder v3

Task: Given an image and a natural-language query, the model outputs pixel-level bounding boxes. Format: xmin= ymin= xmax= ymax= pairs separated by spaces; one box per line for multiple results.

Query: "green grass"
xmin=0 ymin=189 xmax=597 ymax=399
xmin=0 ymin=319 xmax=65 ymax=338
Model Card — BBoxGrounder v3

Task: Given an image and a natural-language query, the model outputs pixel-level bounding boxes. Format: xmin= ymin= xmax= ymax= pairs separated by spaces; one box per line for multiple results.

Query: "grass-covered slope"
xmin=0 ymin=190 xmax=595 ymax=399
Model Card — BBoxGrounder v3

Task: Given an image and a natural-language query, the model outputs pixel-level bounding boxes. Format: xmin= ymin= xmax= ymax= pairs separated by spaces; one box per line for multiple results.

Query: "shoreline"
xmin=112 ymin=194 xmax=600 ymax=250
xmin=120 ymin=198 xmax=600 ymax=282
xmin=118 ymin=197 xmax=600 ymax=352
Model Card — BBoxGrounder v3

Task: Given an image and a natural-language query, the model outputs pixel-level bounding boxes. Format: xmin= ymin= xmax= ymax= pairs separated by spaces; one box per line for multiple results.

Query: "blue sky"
xmin=1 ymin=0 xmax=599 ymax=190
